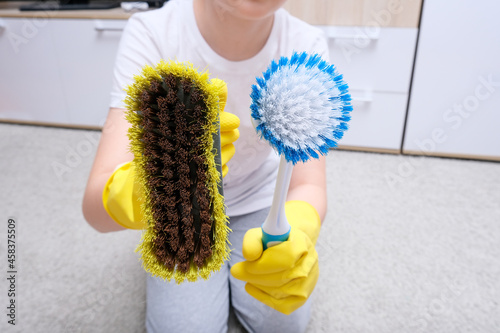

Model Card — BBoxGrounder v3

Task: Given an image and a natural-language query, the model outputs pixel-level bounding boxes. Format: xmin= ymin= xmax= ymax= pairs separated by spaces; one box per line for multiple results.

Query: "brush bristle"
xmin=124 ymin=60 xmax=231 ymax=283
xmin=250 ymin=52 xmax=352 ymax=164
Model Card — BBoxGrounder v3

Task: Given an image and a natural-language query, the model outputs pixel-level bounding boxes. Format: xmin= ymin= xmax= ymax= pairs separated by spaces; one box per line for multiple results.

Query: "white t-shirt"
xmin=110 ymin=0 xmax=329 ymax=216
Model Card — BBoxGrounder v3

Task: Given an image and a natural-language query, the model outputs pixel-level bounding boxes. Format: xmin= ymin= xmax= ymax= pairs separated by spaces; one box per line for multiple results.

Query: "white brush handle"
xmin=261 ymin=157 xmax=292 ymax=250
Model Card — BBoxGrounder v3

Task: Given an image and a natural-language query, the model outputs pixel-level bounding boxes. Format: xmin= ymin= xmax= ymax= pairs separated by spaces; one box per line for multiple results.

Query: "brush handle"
xmin=261 ymin=157 xmax=292 ymax=250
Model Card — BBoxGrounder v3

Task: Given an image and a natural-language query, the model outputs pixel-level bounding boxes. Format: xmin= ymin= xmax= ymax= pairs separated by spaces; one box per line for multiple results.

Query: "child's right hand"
xmin=102 ymin=161 xmax=146 ymax=230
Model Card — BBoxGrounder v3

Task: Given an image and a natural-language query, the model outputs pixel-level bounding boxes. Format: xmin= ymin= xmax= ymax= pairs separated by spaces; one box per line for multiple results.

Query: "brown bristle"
xmin=157 ymin=96 xmax=172 ymax=116
xmin=145 ymin=160 xmax=161 ymax=177
xmin=149 ymin=80 xmax=165 ymax=95
xmin=141 ymin=90 xmax=154 ymax=104
xmin=139 ymin=73 xmax=216 ymax=273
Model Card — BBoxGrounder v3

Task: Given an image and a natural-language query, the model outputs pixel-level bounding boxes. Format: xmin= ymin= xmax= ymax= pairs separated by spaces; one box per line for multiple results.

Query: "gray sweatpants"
xmin=145 ymin=207 xmax=312 ymax=333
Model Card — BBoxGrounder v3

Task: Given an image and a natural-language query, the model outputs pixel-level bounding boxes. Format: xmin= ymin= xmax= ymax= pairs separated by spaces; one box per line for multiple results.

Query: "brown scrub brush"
xmin=124 ymin=60 xmax=230 ymax=283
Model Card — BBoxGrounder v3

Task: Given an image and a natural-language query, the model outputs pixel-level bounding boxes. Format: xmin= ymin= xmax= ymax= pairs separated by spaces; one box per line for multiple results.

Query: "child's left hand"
xmin=230 ymin=201 xmax=321 ymax=315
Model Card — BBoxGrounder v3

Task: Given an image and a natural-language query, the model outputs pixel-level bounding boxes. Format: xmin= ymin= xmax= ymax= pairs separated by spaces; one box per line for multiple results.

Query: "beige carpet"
xmin=0 ymin=123 xmax=499 ymax=333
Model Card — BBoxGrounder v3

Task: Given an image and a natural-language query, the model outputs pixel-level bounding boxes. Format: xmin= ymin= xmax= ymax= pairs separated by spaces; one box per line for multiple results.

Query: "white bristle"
xmin=257 ymin=65 xmax=340 ymax=150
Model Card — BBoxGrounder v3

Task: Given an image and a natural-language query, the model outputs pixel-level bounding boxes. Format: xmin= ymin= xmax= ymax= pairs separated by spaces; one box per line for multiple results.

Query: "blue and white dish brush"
xmin=250 ymin=51 xmax=352 ymax=249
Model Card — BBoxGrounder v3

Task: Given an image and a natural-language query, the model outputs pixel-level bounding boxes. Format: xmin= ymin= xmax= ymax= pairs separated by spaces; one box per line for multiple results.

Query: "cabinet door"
xmin=403 ymin=0 xmax=500 ymax=160
xmin=49 ymin=19 xmax=127 ymax=127
xmin=0 ymin=17 xmax=67 ymax=124
xmin=319 ymin=26 xmax=418 ymax=151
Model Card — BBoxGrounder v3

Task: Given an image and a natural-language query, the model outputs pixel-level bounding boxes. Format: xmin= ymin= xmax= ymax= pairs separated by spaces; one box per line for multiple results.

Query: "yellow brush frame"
xmin=124 ymin=60 xmax=231 ymax=284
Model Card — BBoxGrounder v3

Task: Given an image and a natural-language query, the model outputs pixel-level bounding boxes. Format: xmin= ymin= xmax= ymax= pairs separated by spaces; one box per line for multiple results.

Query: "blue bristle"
xmin=338 ymin=123 xmax=348 ymax=131
xmin=297 ymin=52 xmax=308 ymax=66
xmin=279 ymin=56 xmax=289 ymax=67
xmin=250 ymin=104 xmax=260 ymax=119
xmin=256 ymin=77 xmax=266 ymax=89
xmin=250 ymin=80 xmax=266 ymax=118
xmin=250 ymin=84 xmax=260 ymax=98
xmin=333 ymin=74 xmax=343 ymax=81
xmin=342 ymin=95 xmax=352 ymax=102
xmin=263 ymin=69 xmax=271 ymax=81
xmin=338 ymin=83 xmax=349 ymax=92
xmin=343 ymin=104 xmax=353 ymax=112
xmin=270 ymin=60 xmax=279 ymax=74
xmin=290 ymin=52 xmax=300 ymax=66
xmin=317 ymin=60 xmax=327 ymax=71
xmin=287 ymin=152 xmax=299 ymax=164
xmin=250 ymin=51 xmax=352 ymax=164
xmin=322 ymin=135 xmax=337 ymax=147
xmin=307 ymin=148 xmax=319 ymax=159
xmin=333 ymin=130 xmax=344 ymax=140
xmin=339 ymin=115 xmax=351 ymax=122
xmin=305 ymin=54 xmax=321 ymax=69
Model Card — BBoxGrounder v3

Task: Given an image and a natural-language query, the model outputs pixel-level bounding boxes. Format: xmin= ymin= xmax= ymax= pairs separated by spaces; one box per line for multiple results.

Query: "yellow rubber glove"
xmin=230 ymin=201 xmax=321 ymax=315
xmin=102 ymin=78 xmax=240 ymax=230
xmin=102 ymin=162 xmax=146 ymax=230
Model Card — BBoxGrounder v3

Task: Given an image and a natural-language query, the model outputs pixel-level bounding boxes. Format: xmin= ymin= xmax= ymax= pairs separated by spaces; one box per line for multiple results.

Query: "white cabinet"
xmin=0 ymin=18 xmax=67 ymax=123
xmin=51 ymin=19 xmax=126 ymax=127
xmin=320 ymin=26 xmax=418 ymax=151
xmin=403 ymin=0 xmax=500 ymax=160
xmin=1 ymin=12 xmax=420 ymax=154
xmin=0 ymin=17 xmax=126 ymax=128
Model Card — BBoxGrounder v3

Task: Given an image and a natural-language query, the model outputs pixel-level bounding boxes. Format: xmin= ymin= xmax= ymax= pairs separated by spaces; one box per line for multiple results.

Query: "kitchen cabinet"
xmin=403 ymin=0 xmax=500 ymax=161
xmin=0 ymin=1 xmax=430 ymax=155
xmin=0 ymin=14 xmax=126 ymax=128
xmin=320 ymin=26 xmax=418 ymax=151
xmin=50 ymin=19 xmax=126 ymax=127
xmin=285 ymin=0 xmax=422 ymax=152
xmin=0 ymin=17 xmax=68 ymax=124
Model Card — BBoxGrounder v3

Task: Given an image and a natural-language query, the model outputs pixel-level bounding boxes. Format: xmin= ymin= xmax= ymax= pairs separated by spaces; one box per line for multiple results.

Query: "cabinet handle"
xmin=351 ymin=91 xmax=373 ymax=103
xmin=352 ymin=96 xmax=373 ymax=103
xmin=317 ymin=26 xmax=380 ymax=41
xmin=95 ymin=27 xmax=123 ymax=31
xmin=94 ymin=20 xmax=125 ymax=32
xmin=94 ymin=26 xmax=124 ymax=32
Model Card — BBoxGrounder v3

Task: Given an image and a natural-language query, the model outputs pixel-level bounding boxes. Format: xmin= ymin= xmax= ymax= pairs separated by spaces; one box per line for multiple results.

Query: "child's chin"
xmin=219 ymin=0 xmax=286 ymax=21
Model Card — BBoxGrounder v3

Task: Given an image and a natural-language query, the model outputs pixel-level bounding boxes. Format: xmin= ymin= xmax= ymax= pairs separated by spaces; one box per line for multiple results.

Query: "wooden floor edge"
xmin=0 ymin=119 xmax=102 ymax=131
xmin=403 ymin=149 xmax=500 ymax=163
xmin=337 ymin=145 xmax=400 ymax=155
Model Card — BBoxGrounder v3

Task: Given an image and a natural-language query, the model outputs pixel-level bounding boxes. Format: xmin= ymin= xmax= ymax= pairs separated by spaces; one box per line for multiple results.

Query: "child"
xmin=82 ymin=0 xmax=328 ymax=332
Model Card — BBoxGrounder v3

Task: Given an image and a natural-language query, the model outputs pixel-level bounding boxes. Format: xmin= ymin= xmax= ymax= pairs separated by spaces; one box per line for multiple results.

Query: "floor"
xmin=0 ymin=123 xmax=499 ymax=332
